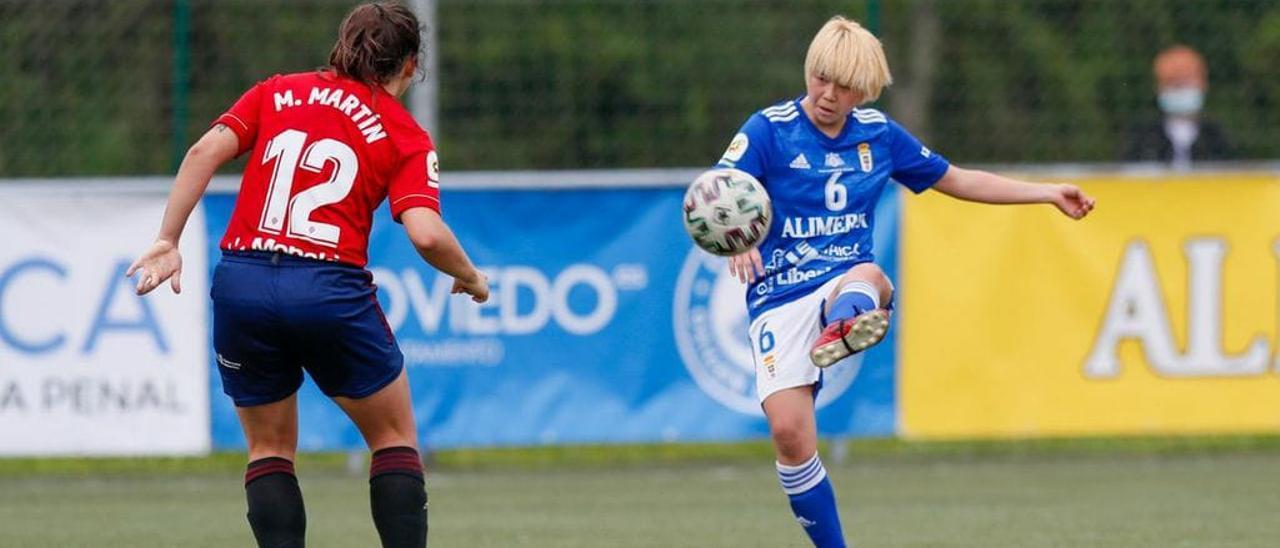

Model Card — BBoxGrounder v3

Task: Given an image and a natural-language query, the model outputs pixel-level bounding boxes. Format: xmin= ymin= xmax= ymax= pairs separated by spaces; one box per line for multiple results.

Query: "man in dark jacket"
xmin=1124 ymin=45 xmax=1234 ymax=169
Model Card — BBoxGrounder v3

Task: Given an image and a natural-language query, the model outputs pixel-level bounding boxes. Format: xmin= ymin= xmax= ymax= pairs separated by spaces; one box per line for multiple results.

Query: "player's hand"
xmin=1051 ymin=184 xmax=1096 ymax=220
xmin=127 ymin=240 xmax=183 ymax=295
xmin=451 ymin=269 xmax=490 ymax=303
xmin=728 ymin=248 xmax=765 ymax=284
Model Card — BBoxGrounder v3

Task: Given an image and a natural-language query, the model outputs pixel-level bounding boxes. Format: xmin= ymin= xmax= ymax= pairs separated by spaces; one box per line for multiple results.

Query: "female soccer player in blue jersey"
xmin=127 ymin=3 xmax=486 ymax=547
xmin=716 ymin=16 xmax=1095 ymax=548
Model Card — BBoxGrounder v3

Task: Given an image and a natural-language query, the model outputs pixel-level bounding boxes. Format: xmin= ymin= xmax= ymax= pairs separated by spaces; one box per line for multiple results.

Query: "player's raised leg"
xmin=764 ymin=387 xmax=847 ymax=548
xmin=237 ymin=394 xmax=306 ymax=548
xmin=810 ymin=262 xmax=895 ymax=367
xmin=333 ymin=371 xmax=427 ymax=548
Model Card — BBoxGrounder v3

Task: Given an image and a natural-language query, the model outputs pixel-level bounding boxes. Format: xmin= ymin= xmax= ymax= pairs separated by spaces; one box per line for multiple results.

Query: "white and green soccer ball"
xmin=682 ymin=168 xmax=772 ymax=257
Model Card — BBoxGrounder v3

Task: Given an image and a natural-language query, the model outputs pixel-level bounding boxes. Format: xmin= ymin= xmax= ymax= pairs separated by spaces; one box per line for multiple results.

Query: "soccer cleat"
xmin=810 ymin=309 xmax=890 ymax=368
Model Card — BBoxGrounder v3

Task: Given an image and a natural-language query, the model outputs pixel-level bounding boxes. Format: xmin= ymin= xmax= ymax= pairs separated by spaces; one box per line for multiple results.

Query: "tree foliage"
xmin=0 ymin=0 xmax=1275 ymax=176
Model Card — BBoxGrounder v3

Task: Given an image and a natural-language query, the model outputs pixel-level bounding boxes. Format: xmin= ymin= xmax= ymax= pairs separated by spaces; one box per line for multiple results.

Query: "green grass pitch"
xmin=2 ymin=438 xmax=1279 ymax=547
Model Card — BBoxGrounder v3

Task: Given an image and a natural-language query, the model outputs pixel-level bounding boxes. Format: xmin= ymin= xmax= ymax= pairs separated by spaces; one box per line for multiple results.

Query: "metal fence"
xmin=2 ymin=0 xmax=1277 ymax=176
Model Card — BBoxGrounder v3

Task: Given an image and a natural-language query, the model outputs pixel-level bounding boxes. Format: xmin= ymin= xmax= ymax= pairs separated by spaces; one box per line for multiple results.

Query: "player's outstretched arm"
xmin=400 ymin=207 xmax=490 ymax=303
xmin=128 ymin=124 xmax=240 ymax=295
xmin=931 ymin=165 xmax=1096 ymax=220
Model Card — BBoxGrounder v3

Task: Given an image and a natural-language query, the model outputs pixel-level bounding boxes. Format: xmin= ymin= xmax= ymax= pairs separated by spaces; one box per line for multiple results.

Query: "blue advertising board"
xmin=205 ymin=183 xmax=900 ymax=450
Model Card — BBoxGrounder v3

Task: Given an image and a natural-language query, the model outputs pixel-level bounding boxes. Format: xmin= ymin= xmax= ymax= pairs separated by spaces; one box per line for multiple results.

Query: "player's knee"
xmin=845 ymin=262 xmax=893 ymax=299
xmin=769 ymin=421 xmax=815 ymax=461
xmin=846 ymin=262 xmax=887 ymax=284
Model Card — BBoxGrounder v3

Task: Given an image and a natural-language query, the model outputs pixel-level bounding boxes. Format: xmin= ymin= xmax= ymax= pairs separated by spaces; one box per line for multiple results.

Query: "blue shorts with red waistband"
xmin=211 ymin=251 xmax=403 ymax=407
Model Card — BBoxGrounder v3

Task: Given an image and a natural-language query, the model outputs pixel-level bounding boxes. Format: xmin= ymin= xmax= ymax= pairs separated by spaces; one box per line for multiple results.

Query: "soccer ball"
xmin=682 ymin=168 xmax=772 ymax=256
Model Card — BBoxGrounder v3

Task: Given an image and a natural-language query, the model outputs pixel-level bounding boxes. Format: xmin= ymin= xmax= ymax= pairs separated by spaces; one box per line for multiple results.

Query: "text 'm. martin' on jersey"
xmin=216 ymin=71 xmax=441 ymax=268
xmin=717 ymin=98 xmax=951 ymax=320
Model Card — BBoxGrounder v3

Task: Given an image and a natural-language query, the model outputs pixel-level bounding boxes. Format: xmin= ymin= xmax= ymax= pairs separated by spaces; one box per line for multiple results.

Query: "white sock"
xmin=776 ymin=453 xmax=828 ymax=495
xmin=836 ymin=281 xmax=879 ymax=308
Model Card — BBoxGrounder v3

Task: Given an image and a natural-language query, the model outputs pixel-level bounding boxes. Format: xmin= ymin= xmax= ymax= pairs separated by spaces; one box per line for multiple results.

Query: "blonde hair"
xmin=804 ymin=16 xmax=893 ymax=103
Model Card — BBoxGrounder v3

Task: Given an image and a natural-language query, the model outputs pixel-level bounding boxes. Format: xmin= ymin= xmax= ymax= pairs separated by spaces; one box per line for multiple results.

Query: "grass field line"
xmin=3 ymin=433 xmax=1280 ymax=477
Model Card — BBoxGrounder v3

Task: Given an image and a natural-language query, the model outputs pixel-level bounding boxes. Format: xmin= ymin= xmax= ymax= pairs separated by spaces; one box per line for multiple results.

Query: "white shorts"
xmin=748 ymin=276 xmax=844 ymax=404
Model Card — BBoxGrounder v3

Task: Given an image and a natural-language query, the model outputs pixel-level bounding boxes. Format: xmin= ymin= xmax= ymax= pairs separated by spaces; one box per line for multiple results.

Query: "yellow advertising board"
xmin=900 ymin=174 xmax=1280 ymax=438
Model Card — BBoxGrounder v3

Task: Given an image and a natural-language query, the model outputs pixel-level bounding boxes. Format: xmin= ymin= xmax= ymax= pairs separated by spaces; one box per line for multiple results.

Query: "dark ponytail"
xmin=328 ymin=2 xmax=422 ymax=85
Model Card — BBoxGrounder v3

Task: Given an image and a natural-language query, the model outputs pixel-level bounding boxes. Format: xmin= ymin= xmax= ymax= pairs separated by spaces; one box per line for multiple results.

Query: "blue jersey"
xmin=717 ymin=98 xmax=950 ymax=320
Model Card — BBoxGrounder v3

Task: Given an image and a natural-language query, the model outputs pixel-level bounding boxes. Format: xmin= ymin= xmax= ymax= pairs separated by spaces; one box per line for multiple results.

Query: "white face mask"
xmin=1158 ymin=87 xmax=1204 ymax=115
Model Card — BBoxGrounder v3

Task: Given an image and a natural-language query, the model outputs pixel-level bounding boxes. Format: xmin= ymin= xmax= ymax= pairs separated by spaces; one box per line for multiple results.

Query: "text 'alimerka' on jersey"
xmin=780 ymin=212 xmax=869 ymax=238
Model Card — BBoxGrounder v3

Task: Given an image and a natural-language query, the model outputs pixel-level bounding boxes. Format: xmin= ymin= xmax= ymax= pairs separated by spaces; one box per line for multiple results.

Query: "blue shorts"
xmin=211 ymin=251 xmax=403 ymax=407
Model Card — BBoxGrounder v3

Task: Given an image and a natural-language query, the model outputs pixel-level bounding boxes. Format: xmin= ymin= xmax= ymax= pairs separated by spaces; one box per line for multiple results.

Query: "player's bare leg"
xmin=764 ymin=387 xmax=820 ymax=465
xmin=238 ymin=393 xmax=301 ymax=462
xmin=810 ymin=262 xmax=895 ymax=368
xmin=333 ymin=370 xmax=427 ymax=548
xmin=237 ymin=394 xmax=306 ymax=548
xmin=763 ymin=386 xmax=846 ymax=547
xmin=334 ymin=370 xmax=419 ymax=452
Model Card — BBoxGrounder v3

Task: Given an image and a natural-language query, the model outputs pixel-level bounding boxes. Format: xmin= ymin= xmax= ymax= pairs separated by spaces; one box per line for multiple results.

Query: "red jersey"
xmin=215 ymin=71 xmax=440 ymax=267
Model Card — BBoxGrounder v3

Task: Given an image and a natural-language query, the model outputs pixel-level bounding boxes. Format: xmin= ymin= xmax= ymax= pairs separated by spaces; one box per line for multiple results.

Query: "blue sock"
xmin=777 ymin=454 xmax=846 ymax=548
xmin=827 ymin=281 xmax=879 ymax=323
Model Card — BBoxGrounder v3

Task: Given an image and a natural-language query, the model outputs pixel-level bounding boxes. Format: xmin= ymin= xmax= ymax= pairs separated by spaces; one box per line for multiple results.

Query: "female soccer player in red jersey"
xmin=128 ymin=3 xmax=483 ymax=547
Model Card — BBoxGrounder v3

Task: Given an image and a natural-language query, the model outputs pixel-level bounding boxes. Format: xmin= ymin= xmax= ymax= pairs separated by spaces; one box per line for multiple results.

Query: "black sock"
xmin=369 ymin=446 xmax=428 ymax=548
xmin=245 ymin=457 xmax=306 ymax=548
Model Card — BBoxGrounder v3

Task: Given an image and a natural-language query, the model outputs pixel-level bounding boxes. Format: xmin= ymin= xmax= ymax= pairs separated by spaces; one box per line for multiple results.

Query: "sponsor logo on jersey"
xmin=789 ymin=154 xmax=811 ymax=170
xmin=673 ymin=249 xmax=857 ymax=415
xmin=240 ymin=236 xmax=340 ymax=262
xmin=426 ymin=150 xmax=440 ymax=188
xmin=771 ymin=266 xmax=833 ymax=287
xmin=781 ymin=213 xmax=869 ymax=238
xmin=921 ymin=146 xmax=933 ymax=158
xmin=722 ymin=133 xmax=749 ymax=163
xmin=824 ymin=152 xmax=845 ymax=168
xmin=858 ymin=143 xmax=874 ymax=172
xmin=776 ymin=241 xmax=820 ymax=270
xmin=753 ymin=242 xmax=827 ymax=296
xmin=821 ymin=243 xmax=862 ymax=259
xmin=216 ymin=353 xmax=242 ymax=370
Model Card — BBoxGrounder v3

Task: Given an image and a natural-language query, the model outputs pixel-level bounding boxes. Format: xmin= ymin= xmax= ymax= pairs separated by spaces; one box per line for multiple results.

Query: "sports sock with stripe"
xmin=369 ymin=446 xmax=428 ymax=548
xmin=245 ymin=456 xmax=307 ymax=548
xmin=776 ymin=453 xmax=846 ymax=548
xmin=827 ymin=280 xmax=879 ymax=323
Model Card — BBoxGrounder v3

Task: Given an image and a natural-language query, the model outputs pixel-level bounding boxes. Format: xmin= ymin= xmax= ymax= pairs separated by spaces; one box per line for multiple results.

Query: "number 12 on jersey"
xmin=259 ymin=129 xmax=359 ymax=247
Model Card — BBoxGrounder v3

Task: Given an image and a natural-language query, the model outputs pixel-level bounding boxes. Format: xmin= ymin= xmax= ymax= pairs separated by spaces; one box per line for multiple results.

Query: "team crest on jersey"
xmin=762 ymin=353 xmax=777 ymax=378
xmin=857 ymin=143 xmax=873 ymax=172
xmin=722 ymin=133 xmax=749 ymax=163
xmin=789 ymin=154 xmax=811 ymax=170
xmin=824 ymin=152 xmax=845 ymax=168
xmin=673 ymin=248 xmax=859 ymax=415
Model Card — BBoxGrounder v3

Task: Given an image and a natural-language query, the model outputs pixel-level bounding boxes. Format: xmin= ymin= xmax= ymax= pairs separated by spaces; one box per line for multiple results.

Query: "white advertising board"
xmin=0 ymin=189 xmax=210 ymax=455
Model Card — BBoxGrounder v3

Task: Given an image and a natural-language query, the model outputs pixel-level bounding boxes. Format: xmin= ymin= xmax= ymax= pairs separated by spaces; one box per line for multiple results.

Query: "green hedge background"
xmin=2 ymin=0 xmax=1276 ymax=176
